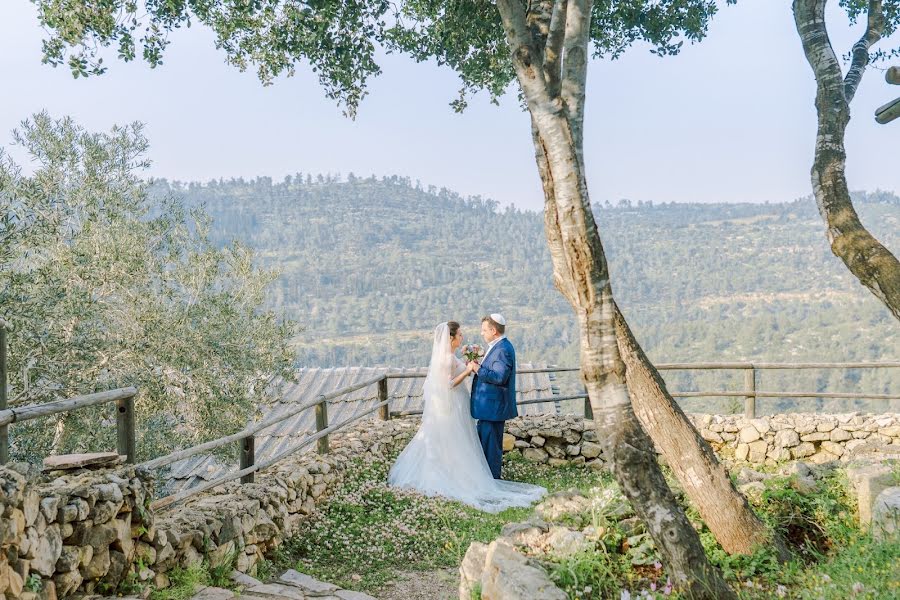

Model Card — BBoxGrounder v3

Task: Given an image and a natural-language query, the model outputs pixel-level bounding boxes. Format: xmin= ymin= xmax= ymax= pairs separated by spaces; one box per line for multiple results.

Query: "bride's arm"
xmin=450 ymin=369 xmax=470 ymax=388
xmin=449 ymin=357 xmax=470 ymax=388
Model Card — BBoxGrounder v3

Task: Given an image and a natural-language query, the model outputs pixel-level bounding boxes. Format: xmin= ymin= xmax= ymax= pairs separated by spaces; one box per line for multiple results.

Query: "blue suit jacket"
xmin=470 ymin=338 xmax=518 ymax=422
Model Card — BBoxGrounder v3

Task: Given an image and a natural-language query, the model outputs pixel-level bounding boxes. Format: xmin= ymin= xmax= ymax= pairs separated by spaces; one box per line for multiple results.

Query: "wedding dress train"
xmin=388 ymin=323 xmax=546 ymax=513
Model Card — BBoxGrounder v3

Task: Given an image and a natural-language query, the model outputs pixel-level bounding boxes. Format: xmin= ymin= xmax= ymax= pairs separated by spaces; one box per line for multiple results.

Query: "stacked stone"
xmin=503 ymin=415 xmax=604 ymax=468
xmin=693 ymin=413 xmax=900 ymax=466
xmin=0 ymin=463 xmax=150 ymax=600
xmin=502 ymin=412 xmax=900 ymax=468
xmin=147 ymin=418 xmax=416 ymax=590
xmin=0 ymin=418 xmax=418 ymax=599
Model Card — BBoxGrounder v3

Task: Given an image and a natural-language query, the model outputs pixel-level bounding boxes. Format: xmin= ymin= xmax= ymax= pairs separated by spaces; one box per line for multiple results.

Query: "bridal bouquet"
xmin=461 ymin=344 xmax=484 ymax=363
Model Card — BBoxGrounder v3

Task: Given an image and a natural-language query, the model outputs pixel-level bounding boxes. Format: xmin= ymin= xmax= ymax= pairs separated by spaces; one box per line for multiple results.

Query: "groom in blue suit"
xmin=468 ymin=313 xmax=517 ymax=479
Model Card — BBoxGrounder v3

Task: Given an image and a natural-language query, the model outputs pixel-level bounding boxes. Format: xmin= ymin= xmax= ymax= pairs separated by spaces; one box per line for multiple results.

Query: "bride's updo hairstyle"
xmin=448 ymin=321 xmax=460 ymax=337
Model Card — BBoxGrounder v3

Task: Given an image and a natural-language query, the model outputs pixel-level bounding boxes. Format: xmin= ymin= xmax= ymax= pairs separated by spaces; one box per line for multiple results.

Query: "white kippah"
xmin=490 ymin=313 xmax=506 ymax=326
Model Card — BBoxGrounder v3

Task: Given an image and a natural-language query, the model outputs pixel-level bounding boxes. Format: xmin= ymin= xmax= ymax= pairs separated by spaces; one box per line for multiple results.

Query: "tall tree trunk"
xmin=519 ymin=0 xmax=778 ymax=562
xmin=497 ymin=1 xmax=735 ymax=596
xmin=614 ymin=304 xmax=790 ymax=560
xmin=793 ymin=0 xmax=900 ymax=321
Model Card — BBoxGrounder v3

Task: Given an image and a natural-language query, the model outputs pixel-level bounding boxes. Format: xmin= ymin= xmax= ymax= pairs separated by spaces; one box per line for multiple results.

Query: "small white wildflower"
xmin=620 ymin=591 xmax=631 ymax=600
xmin=776 ymin=584 xmax=787 ymax=598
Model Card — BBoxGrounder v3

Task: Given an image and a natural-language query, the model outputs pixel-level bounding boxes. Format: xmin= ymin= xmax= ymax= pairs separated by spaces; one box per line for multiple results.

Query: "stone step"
xmin=231 ymin=570 xmax=264 ymax=589
xmin=218 ymin=568 xmax=375 ymax=600
xmin=333 ymin=591 xmax=378 ymax=600
xmin=244 ymin=583 xmax=307 ymax=600
xmin=277 ymin=570 xmax=339 ymax=595
xmin=191 ymin=587 xmax=237 ymax=600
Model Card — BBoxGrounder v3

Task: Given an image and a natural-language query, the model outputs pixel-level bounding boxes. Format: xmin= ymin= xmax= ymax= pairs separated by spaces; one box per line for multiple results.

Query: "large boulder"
xmin=580 ymin=442 xmax=602 ymax=459
xmin=28 ymin=523 xmax=63 ymax=577
xmin=535 ymin=490 xmax=591 ymax=522
xmin=846 ymin=461 xmax=897 ymax=528
xmin=458 ymin=542 xmax=488 ymax=600
xmin=544 ymin=527 xmax=593 ymax=557
xmin=871 ymin=487 xmax=900 ymax=541
xmin=479 ymin=540 xmax=567 ymax=600
xmin=499 ymin=521 xmax=547 ymax=548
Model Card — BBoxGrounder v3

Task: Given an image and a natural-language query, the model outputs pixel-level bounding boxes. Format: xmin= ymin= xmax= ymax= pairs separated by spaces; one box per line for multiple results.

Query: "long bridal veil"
xmin=388 ymin=322 xmax=546 ymax=513
xmin=422 ymin=322 xmax=453 ymax=420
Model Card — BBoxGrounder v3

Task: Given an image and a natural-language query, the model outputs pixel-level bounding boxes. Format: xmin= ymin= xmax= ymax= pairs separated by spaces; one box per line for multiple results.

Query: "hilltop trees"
xmin=29 ymin=2 xmax=784 ymax=592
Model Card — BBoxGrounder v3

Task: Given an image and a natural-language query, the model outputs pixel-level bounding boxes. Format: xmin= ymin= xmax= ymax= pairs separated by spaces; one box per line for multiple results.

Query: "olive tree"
xmin=1 ymin=113 xmax=296 ymax=461
xmin=27 ymin=1 xmax=791 ymax=593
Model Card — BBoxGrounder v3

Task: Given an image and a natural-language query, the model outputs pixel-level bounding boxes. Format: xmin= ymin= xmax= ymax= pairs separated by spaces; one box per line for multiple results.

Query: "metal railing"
xmin=2 ymin=317 xmax=898 ymax=511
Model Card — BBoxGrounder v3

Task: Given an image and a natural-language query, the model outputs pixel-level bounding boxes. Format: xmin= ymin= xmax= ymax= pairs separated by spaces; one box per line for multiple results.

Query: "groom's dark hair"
xmin=481 ymin=315 xmax=505 ymax=335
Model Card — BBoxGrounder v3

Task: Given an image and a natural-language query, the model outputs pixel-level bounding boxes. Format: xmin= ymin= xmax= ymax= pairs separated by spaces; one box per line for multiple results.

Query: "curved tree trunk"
xmin=793 ymin=0 xmax=900 ymax=321
xmin=614 ymin=305 xmax=790 ymax=560
xmin=507 ymin=0 xmax=777 ymax=563
xmin=497 ymin=1 xmax=736 ymax=596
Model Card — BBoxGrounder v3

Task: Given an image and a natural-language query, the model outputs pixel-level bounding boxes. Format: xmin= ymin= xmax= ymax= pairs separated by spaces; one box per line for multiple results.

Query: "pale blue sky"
xmin=1 ymin=1 xmax=897 ymax=211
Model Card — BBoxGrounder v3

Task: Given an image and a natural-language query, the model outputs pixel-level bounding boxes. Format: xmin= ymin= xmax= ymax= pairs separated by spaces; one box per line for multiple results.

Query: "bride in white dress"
xmin=388 ymin=321 xmax=546 ymax=513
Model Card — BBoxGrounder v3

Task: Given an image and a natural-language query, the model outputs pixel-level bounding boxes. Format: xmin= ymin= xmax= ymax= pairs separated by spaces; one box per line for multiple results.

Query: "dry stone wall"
xmin=0 ymin=419 xmax=416 ymax=600
xmin=503 ymin=413 xmax=900 ymax=467
xmin=0 ymin=462 xmax=150 ymax=600
xmin=2 ymin=412 xmax=897 ymax=599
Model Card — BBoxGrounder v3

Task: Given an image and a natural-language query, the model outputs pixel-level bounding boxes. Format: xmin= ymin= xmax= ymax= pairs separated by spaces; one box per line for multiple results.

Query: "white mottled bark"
xmin=498 ymin=1 xmax=737 ymax=596
xmin=793 ymin=0 xmax=900 ymax=321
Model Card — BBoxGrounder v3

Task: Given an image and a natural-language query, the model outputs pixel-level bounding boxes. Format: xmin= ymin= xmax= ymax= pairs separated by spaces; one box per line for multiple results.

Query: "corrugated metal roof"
xmin=163 ymin=364 xmax=559 ymax=493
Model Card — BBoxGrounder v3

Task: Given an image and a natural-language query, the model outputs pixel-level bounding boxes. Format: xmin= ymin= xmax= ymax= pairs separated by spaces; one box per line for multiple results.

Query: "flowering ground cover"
xmin=259 ymin=446 xmax=900 ymax=599
xmin=257 ymin=451 xmax=608 ymax=592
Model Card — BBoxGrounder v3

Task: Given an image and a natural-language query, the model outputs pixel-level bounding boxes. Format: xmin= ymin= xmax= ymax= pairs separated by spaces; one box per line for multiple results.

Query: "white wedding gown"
xmin=388 ymin=323 xmax=546 ymax=513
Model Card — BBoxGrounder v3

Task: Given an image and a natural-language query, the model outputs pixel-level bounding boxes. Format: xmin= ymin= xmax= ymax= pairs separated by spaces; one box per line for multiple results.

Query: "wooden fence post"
xmin=316 ymin=399 xmax=329 ymax=454
xmin=116 ymin=394 xmax=136 ymax=464
xmin=0 ymin=322 xmax=8 ymax=465
xmin=744 ymin=366 xmax=757 ymax=419
xmin=378 ymin=377 xmax=390 ymax=420
xmin=240 ymin=435 xmax=255 ymax=484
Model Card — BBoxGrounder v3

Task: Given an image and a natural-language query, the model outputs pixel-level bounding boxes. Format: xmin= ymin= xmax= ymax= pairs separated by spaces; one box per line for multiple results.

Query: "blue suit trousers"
xmin=477 ymin=419 xmax=505 ymax=479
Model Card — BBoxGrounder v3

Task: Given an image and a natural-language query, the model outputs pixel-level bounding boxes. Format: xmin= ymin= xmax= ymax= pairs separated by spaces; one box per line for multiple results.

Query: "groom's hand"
xmin=469 ymin=361 xmax=480 ymax=374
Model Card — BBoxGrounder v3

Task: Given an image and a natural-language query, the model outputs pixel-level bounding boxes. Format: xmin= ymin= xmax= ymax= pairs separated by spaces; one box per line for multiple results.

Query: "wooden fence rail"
xmin=0 ymin=383 xmax=138 ymax=465
xmin=0 ymin=337 xmax=897 ymax=509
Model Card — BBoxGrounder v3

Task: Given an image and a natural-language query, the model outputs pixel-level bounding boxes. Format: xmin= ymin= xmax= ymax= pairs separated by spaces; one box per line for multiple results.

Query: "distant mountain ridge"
xmin=149 ymin=177 xmax=900 ymax=414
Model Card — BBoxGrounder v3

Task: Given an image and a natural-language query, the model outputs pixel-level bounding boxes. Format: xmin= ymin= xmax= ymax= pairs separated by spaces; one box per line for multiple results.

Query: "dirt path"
xmin=375 ymin=568 xmax=459 ymax=600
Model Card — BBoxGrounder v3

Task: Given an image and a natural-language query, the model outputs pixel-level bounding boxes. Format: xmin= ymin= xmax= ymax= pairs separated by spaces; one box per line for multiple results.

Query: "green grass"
xmin=793 ymin=535 xmax=900 ymax=599
xmin=148 ymin=565 xmax=210 ymax=600
xmin=147 ymin=552 xmax=239 ymax=600
xmin=253 ymin=449 xmax=899 ymax=599
xmin=263 ymin=450 xmax=610 ymax=591
xmin=546 ymin=466 xmax=900 ymax=600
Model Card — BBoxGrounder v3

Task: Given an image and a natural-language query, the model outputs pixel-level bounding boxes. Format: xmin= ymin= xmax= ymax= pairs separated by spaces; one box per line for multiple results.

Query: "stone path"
xmin=188 ymin=569 xmax=377 ymax=600
xmin=375 ymin=568 xmax=458 ymax=600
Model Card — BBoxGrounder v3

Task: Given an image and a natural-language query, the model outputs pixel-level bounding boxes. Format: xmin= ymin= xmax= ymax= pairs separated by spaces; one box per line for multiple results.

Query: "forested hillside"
xmin=149 ymin=177 xmax=900 ymax=414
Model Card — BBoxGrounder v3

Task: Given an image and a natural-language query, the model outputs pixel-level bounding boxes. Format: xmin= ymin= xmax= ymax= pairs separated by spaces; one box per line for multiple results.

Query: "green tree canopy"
xmin=33 ymin=0 xmax=728 ymax=115
xmin=0 ymin=113 xmax=296 ymax=461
